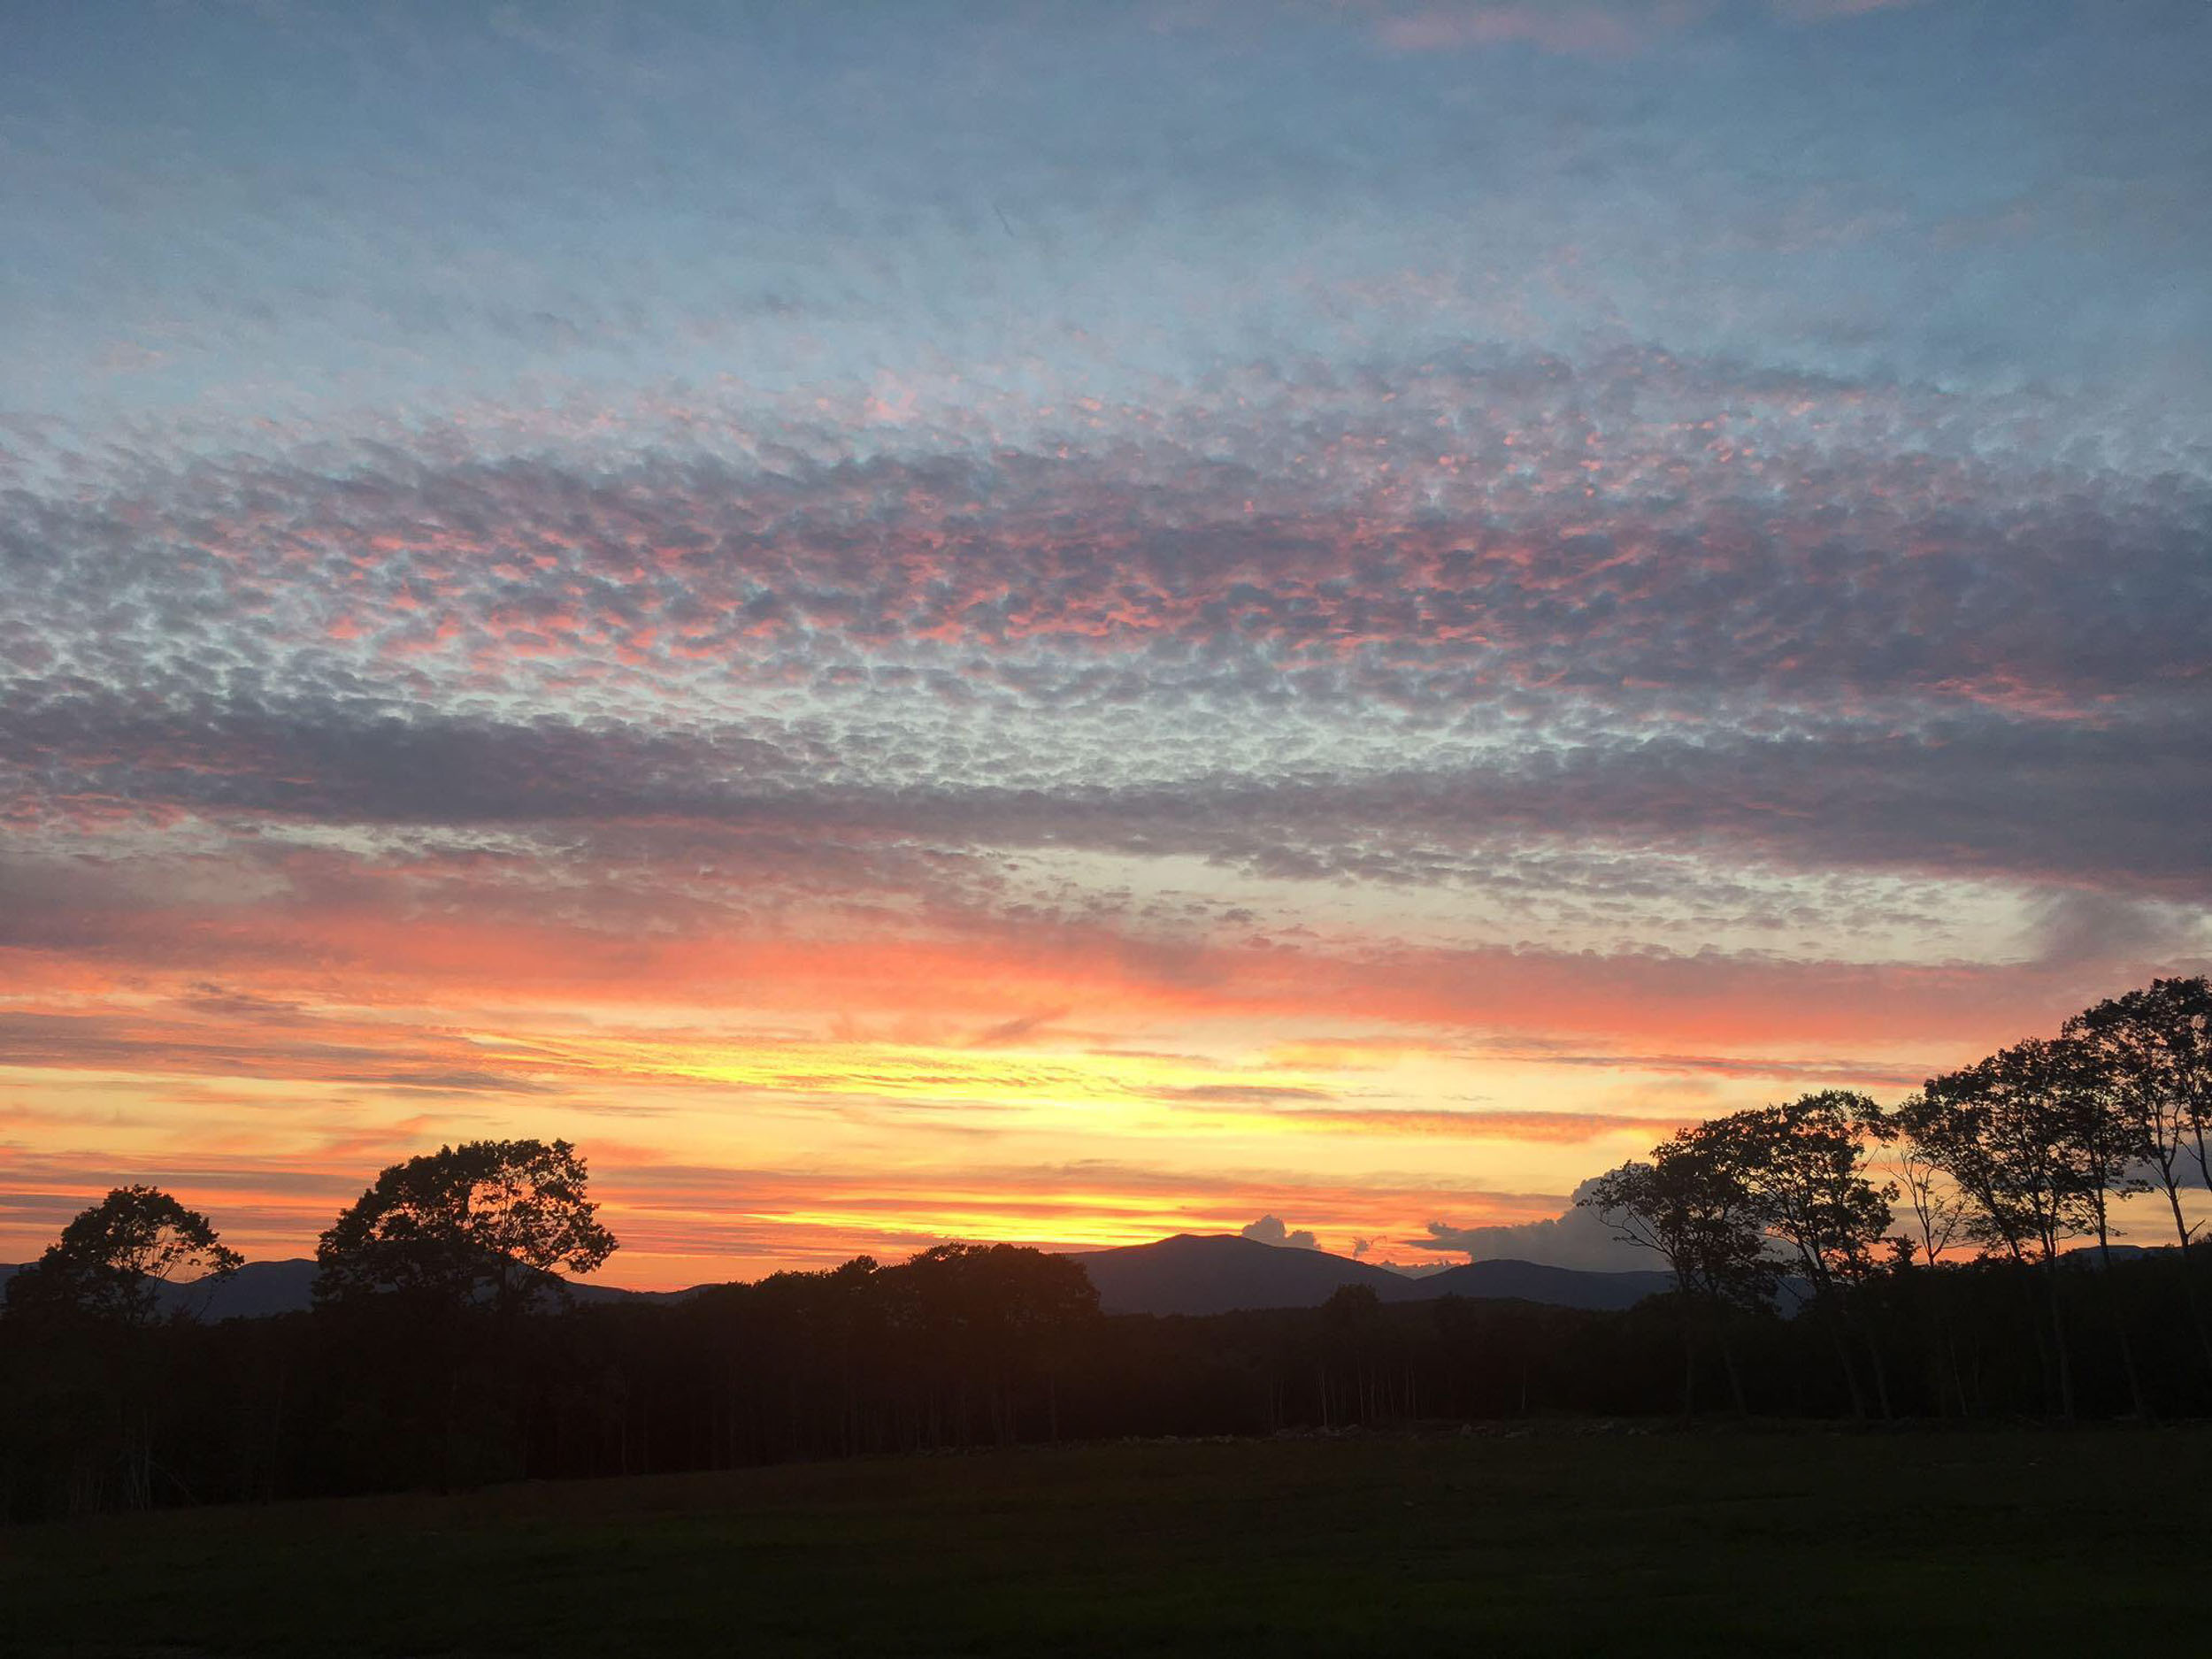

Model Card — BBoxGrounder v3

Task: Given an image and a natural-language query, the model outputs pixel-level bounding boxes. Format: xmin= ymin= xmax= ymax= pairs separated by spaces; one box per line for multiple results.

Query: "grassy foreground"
xmin=6 ymin=1425 xmax=2207 ymax=1656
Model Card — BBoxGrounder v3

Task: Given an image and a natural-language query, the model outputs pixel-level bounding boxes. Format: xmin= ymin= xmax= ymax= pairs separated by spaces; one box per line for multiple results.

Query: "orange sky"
xmin=5 ymin=879 xmax=2198 ymax=1285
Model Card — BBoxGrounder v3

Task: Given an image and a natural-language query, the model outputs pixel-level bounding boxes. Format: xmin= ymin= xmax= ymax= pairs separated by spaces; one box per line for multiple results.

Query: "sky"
xmin=4 ymin=0 xmax=2209 ymax=1286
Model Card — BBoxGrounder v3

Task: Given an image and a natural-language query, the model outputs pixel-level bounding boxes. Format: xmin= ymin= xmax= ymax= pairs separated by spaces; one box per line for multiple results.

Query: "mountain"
xmin=0 ymin=1258 xmax=320 ymax=1320
xmin=0 ymin=1259 xmax=701 ymax=1319
xmin=1066 ymin=1233 xmax=1428 ymax=1317
xmin=1064 ymin=1233 xmax=1678 ymax=1317
xmin=2 ymin=1238 xmax=1679 ymax=1321
xmin=1417 ymin=1257 xmax=1678 ymax=1311
xmin=168 ymin=1258 xmax=320 ymax=1319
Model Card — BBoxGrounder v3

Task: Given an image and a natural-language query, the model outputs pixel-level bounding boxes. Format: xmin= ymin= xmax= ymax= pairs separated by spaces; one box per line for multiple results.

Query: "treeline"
xmin=1 ymin=976 xmax=2207 ymax=1523
xmin=1577 ymin=976 xmax=2212 ymax=1421
xmin=6 ymin=1242 xmax=2208 ymax=1523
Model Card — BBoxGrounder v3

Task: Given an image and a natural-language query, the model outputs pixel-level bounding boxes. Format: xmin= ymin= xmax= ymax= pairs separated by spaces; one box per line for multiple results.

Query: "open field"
xmin=6 ymin=1425 xmax=2207 ymax=1657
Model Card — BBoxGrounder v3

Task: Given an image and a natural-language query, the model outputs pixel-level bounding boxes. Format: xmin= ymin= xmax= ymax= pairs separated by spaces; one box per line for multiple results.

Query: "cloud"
xmin=1153 ymin=1084 xmax=1341 ymax=1106
xmin=964 ymin=1008 xmax=1073 ymax=1048
xmin=9 ymin=689 xmax=2212 ymax=904
xmin=1418 ymin=1177 xmax=1659 ymax=1271
xmin=2030 ymin=890 xmax=2212 ymax=972
xmin=1 ymin=817 xmax=2188 ymax=1071
xmin=1241 ymin=1214 xmax=1320 ymax=1249
xmin=7 ymin=346 xmax=2208 ymax=925
xmin=1166 ymin=1099 xmax=1689 ymax=1142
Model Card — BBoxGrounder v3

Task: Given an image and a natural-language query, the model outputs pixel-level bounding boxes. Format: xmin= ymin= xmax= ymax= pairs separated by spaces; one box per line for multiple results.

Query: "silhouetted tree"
xmin=1900 ymin=1041 xmax=2105 ymax=1417
xmin=893 ymin=1242 xmax=1100 ymax=1444
xmin=2041 ymin=1033 xmax=2153 ymax=1413
xmin=0 ymin=1188 xmax=242 ymax=1511
xmin=2067 ymin=976 xmax=2212 ymax=1373
xmin=1863 ymin=1097 xmax=1974 ymax=1414
xmin=3 ymin=1186 xmax=242 ymax=1327
xmin=1707 ymin=1093 xmax=1894 ymax=1415
xmin=1584 ymin=1137 xmax=1772 ymax=1414
xmin=1864 ymin=1100 xmax=1970 ymax=1269
xmin=313 ymin=1139 xmax=617 ymax=1315
xmin=23 ymin=976 xmax=2212 ymax=1521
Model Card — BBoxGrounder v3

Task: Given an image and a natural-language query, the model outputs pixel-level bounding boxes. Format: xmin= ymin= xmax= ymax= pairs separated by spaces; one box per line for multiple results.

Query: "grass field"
xmin=6 ymin=1425 xmax=2206 ymax=1656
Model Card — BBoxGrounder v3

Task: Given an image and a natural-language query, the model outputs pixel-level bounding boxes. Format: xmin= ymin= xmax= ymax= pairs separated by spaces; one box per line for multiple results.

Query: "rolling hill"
xmin=3 ymin=1237 xmax=1680 ymax=1320
xmin=1066 ymin=1233 xmax=1677 ymax=1316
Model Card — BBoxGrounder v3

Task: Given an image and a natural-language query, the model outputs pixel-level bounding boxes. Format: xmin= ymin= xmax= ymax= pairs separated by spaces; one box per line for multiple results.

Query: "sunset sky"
xmin=4 ymin=0 xmax=2209 ymax=1286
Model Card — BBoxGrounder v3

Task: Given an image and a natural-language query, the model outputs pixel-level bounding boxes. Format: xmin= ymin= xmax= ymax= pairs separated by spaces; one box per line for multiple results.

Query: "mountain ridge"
xmin=1 ymin=1236 xmax=1680 ymax=1320
xmin=1066 ymin=1233 xmax=1678 ymax=1316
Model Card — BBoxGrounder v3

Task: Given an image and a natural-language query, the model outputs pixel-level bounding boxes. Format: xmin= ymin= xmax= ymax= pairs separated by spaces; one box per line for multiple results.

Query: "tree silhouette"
xmin=2043 ymin=1033 xmax=2154 ymax=1414
xmin=3 ymin=1186 xmax=242 ymax=1326
xmin=893 ymin=1242 xmax=1100 ymax=1444
xmin=313 ymin=1139 xmax=617 ymax=1315
xmin=1704 ymin=1093 xmax=1894 ymax=1415
xmin=1900 ymin=1041 xmax=2109 ymax=1417
xmin=1583 ymin=1139 xmax=1771 ymax=1414
xmin=2066 ymin=976 xmax=2212 ymax=1373
xmin=1863 ymin=1101 xmax=1970 ymax=1269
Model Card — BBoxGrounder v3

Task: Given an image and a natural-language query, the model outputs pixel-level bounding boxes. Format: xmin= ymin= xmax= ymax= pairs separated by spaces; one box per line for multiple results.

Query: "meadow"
xmin=7 ymin=1425 xmax=2205 ymax=1657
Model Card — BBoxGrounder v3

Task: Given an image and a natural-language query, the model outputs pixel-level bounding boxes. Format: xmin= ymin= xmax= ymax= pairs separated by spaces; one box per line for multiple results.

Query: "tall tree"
xmin=1583 ymin=1134 xmax=1772 ymax=1415
xmin=890 ymin=1242 xmax=1101 ymax=1445
xmin=1899 ymin=1041 xmax=2105 ymax=1417
xmin=3 ymin=1186 xmax=242 ymax=1326
xmin=2049 ymin=1033 xmax=2152 ymax=1413
xmin=1863 ymin=1096 xmax=1974 ymax=1414
xmin=313 ymin=1139 xmax=617 ymax=1315
xmin=1901 ymin=1043 xmax=2101 ymax=1266
xmin=1704 ymin=1093 xmax=1894 ymax=1415
xmin=0 ymin=1187 xmax=244 ymax=1510
xmin=2065 ymin=976 xmax=2212 ymax=1372
xmin=1711 ymin=1093 xmax=1893 ymax=1294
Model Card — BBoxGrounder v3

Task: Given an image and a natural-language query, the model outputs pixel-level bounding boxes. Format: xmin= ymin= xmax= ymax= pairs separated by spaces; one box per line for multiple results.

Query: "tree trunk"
xmin=1718 ymin=1330 xmax=1747 ymax=1417
xmin=1679 ymin=1314 xmax=1698 ymax=1420
xmin=2162 ymin=1186 xmax=2212 ymax=1375
xmin=2044 ymin=1259 xmax=2076 ymax=1422
xmin=1823 ymin=1299 xmax=1866 ymax=1420
xmin=2093 ymin=1229 xmax=2150 ymax=1420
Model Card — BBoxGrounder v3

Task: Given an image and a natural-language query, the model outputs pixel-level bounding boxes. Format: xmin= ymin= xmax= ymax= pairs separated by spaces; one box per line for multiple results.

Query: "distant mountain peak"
xmin=1066 ymin=1233 xmax=1674 ymax=1316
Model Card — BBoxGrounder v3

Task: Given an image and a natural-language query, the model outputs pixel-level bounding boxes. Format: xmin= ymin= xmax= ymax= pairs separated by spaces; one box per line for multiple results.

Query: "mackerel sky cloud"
xmin=4 ymin=0 xmax=2208 ymax=1281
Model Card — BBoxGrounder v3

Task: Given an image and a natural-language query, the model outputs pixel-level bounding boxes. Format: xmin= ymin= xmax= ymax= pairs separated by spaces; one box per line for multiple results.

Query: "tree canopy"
xmin=313 ymin=1138 xmax=617 ymax=1314
xmin=3 ymin=1186 xmax=242 ymax=1325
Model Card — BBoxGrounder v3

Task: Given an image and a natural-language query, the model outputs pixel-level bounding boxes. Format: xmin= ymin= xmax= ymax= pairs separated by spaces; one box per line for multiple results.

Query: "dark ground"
xmin=6 ymin=1424 xmax=2205 ymax=1656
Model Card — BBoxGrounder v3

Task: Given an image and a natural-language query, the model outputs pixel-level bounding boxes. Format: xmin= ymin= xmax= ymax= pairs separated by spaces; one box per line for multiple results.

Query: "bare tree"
xmin=1865 ymin=1101 xmax=1971 ymax=1268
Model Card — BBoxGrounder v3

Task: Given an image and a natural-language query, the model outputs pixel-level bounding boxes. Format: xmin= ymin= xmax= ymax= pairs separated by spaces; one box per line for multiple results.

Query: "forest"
xmin=3 ymin=975 xmax=2206 ymax=1524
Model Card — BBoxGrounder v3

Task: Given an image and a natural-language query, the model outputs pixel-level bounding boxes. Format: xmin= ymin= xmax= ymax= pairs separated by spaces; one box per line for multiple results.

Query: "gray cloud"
xmin=6 ymin=346 xmax=2207 ymax=948
xmin=1419 ymin=1178 xmax=1658 ymax=1271
xmin=2030 ymin=889 xmax=2212 ymax=970
xmin=1240 ymin=1214 xmax=1320 ymax=1249
xmin=6 ymin=683 xmax=2209 ymax=901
